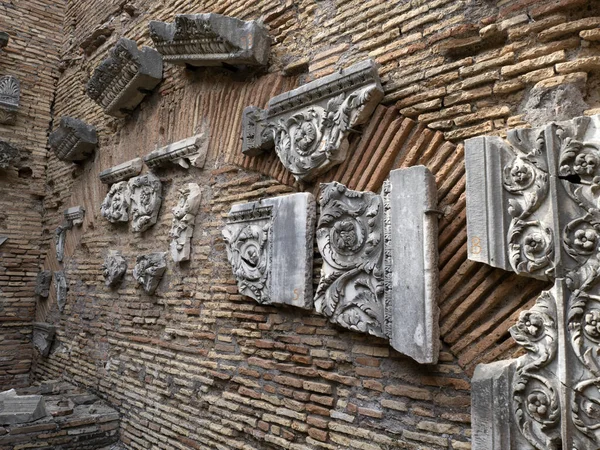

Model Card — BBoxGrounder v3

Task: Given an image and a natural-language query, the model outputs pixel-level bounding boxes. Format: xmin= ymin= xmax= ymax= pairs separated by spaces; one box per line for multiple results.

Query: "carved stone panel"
xmin=241 ymin=60 xmax=384 ymax=181
xmin=149 ymin=14 xmax=269 ymax=67
xmin=222 ymin=193 xmax=316 ymax=309
xmin=133 ymin=252 xmax=167 ymax=295
xmin=32 ymin=323 xmax=56 ymax=357
xmin=35 ymin=271 xmax=52 ymax=298
xmin=0 ymin=140 xmax=19 ymax=169
xmin=55 ymin=222 xmax=72 ymax=263
xmin=0 ymin=75 xmax=19 ymax=125
xmin=128 ymin=173 xmax=162 ymax=232
xmin=99 ymin=157 xmax=143 ymax=184
xmin=64 ymin=206 xmax=85 ymax=226
xmin=316 ymin=166 xmax=439 ymax=364
xmin=54 ymin=271 xmax=67 ymax=313
xmin=86 ymin=38 xmax=163 ymax=117
xmin=102 ymin=251 xmax=127 ymax=287
xmin=49 ymin=117 xmax=97 ymax=162
xmin=144 ymin=134 xmax=208 ymax=170
xmin=101 ymin=181 xmax=131 ymax=223
xmin=169 ymin=183 xmax=201 ymax=263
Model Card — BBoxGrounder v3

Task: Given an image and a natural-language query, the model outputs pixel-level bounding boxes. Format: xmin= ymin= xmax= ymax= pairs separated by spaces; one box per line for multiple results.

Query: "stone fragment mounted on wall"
xmin=466 ymin=115 xmax=600 ymax=449
xmin=64 ymin=206 xmax=85 ymax=226
xmin=0 ymin=140 xmax=19 ymax=169
xmin=0 ymin=389 xmax=47 ymax=425
xmin=241 ymin=59 xmax=384 ymax=181
xmin=86 ymin=38 xmax=163 ymax=117
xmin=0 ymin=75 xmax=19 ymax=125
xmin=99 ymin=157 xmax=143 ymax=184
xmin=101 ymin=181 xmax=131 ymax=223
xmin=102 ymin=251 xmax=127 ymax=287
xmin=0 ymin=32 xmax=8 ymax=49
xmin=170 ymin=183 xmax=201 ymax=263
xmin=55 ymin=222 xmax=72 ymax=263
xmin=133 ymin=252 xmax=167 ymax=295
xmin=128 ymin=173 xmax=162 ymax=232
xmin=49 ymin=117 xmax=98 ymax=162
xmin=223 ymin=193 xmax=316 ymax=308
xmin=149 ymin=14 xmax=269 ymax=67
xmin=144 ymin=134 xmax=208 ymax=170
xmin=32 ymin=322 xmax=56 ymax=357
xmin=316 ymin=166 xmax=439 ymax=364
xmin=0 ymin=235 xmax=6 ymax=246
xmin=35 ymin=271 xmax=52 ymax=298
xmin=54 ymin=271 xmax=67 ymax=313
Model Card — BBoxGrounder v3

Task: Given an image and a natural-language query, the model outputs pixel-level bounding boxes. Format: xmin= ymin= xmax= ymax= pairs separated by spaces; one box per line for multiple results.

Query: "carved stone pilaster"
xmin=241 ymin=60 xmax=384 ymax=181
xmin=102 ymin=251 xmax=127 ymax=287
xmin=149 ymin=14 xmax=269 ymax=67
xmin=144 ymin=134 xmax=208 ymax=170
xmin=55 ymin=222 xmax=72 ymax=263
xmin=86 ymin=38 xmax=163 ymax=117
xmin=128 ymin=173 xmax=162 ymax=232
xmin=101 ymin=181 xmax=131 ymax=223
xmin=0 ymin=75 xmax=19 ymax=125
xmin=49 ymin=117 xmax=97 ymax=162
xmin=32 ymin=323 xmax=56 ymax=357
xmin=64 ymin=206 xmax=85 ymax=226
xmin=316 ymin=167 xmax=439 ymax=364
xmin=169 ymin=183 xmax=201 ymax=263
xmin=133 ymin=252 xmax=167 ymax=295
xmin=54 ymin=271 xmax=67 ymax=313
xmin=0 ymin=140 xmax=19 ymax=169
xmin=99 ymin=158 xmax=143 ymax=184
xmin=222 ymin=193 xmax=316 ymax=308
xmin=35 ymin=271 xmax=52 ymax=298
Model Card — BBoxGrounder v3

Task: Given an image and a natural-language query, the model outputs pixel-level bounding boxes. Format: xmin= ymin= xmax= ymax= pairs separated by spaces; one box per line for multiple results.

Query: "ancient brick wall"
xmin=0 ymin=1 xmax=64 ymax=389
xmin=28 ymin=0 xmax=600 ymax=449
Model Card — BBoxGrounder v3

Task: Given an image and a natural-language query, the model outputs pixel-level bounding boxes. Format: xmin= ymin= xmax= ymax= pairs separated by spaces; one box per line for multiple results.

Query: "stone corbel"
xmin=0 ymin=75 xmax=19 ymax=125
xmin=144 ymin=133 xmax=208 ymax=170
xmin=49 ymin=117 xmax=97 ymax=162
xmin=86 ymin=38 xmax=163 ymax=117
xmin=64 ymin=206 xmax=85 ymax=226
xmin=32 ymin=323 xmax=56 ymax=357
xmin=0 ymin=140 xmax=19 ymax=169
xmin=99 ymin=157 xmax=143 ymax=184
xmin=149 ymin=14 xmax=270 ymax=67
xmin=241 ymin=59 xmax=384 ymax=182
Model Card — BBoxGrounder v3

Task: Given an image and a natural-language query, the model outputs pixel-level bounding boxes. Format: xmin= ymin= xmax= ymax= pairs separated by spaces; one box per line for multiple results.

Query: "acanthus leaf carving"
xmin=128 ymin=173 xmax=162 ymax=233
xmin=133 ymin=252 xmax=167 ymax=295
xmin=101 ymin=181 xmax=131 ymax=223
xmin=102 ymin=251 xmax=127 ymax=288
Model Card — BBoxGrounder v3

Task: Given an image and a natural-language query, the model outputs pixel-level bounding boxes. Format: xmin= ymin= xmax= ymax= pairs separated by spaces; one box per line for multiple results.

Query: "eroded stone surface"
xmin=64 ymin=206 xmax=85 ymax=226
xmin=0 ymin=32 xmax=8 ymax=48
xmin=144 ymin=133 xmax=208 ymax=169
xmin=102 ymin=251 xmax=127 ymax=287
xmin=0 ymin=140 xmax=19 ymax=169
xmin=55 ymin=222 xmax=72 ymax=263
xmin=49 ymin=117 xmax=97 ymax=162
xmin=223 ymin=193 xmax=315 ymax=308
xmin=170 ymin=183 xmax=201 ymax=263
xmin=133 ymin=252 xmax=167 ymax=295
xmin=35 ymin=271 xmax=52 ymax=298
xmin=32 ymin=323 xmax=56 ymax=357
xmin=54 ymin=271 xmax=67 ymax=313
xmin=242 ymin=59 xmax=384 ymax=181
xmin=149 ymin=14 xmax=269 ymax=67
xmin=0 ymin=389 xmax=47 ymax=425
xmin=99 ymin=157 xmax=143 ymax=184
xmin=101 ymin=181 xmax=131 ymax=223
xmin=86 ymin=38 xmax=163 ymax=117
xmin=0 ymin=75 xmax=19 ymax=125
xmin=129 ymin=173 xmax=162 ymax=232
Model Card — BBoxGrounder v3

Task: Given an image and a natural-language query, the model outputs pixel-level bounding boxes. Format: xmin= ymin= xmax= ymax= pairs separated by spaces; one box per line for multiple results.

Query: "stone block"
xmin=128 ymin=173 xmax=162 ymax=232
xmin=149 ymin=14 xmax=270 ymax=67
xmin=99 ymin=157 xmax=143 ymax=184
xmin=0 ymin=75 xmax=19 ymax=125
xmin=222 ymin=192 xmax=316 ymax=308
xmin=0 ymin=32 xmax=8 ymax=48
xmin=64 ymin=206 xmax=85 ymax=226
xmin=170 ymin=183 xmax=202 ymax=263
xmin=133 ymin=252 xmax=167 ymax=295
xmin=49 ymin=117 xmax=97 ymax=162
xmin=101 ymin=181 xmax=131 ymax=223
xmin=0 ymin=140 xmax=19 ymax=169
xmin=144 ymin=133 xmax=208 ymax=170
xmin=32 ymin=323 xmax=56 ymax=357
xmin=0 ymin=390 xmax=47 ymax=425
xmin=315 ymin=167 xmax=439 ymax=364
xmin=54 ymin=271 xmax=67 ymax=312
xmin=86 ymin=38 xmax=163 ymax=117
xmin=102 ymin=251 xmax=127 ymax=287
xmin=242 ymin=59 xmax=384 ymax=181
xmin=35 ymin=271 xmax=52 ymax=298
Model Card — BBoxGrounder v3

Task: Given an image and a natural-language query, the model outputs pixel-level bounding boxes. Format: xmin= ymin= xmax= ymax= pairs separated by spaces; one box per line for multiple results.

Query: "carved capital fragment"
xmin=49 ymin=117 xmax=97 ymax=162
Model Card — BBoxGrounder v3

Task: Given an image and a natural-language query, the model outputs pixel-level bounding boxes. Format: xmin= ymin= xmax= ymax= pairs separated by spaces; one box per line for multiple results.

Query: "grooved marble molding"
xmin=223 ymin=193 xmax=316 ymax=308
xmin=466 ymin=115 xmax=600 ymax=449
xmin=149 ymin=14 xmax=270 ymax=67
xmin=316 ymin=166 xmax=440 ymax=364
xmin=242 ymin=60 xmax=384 ymax=182
xmin=49 ymin=117 xmax=97 ymax=162
xmin=0 ymin=75 xmax=19 ymax=125
xmin=169 ymin=183 xmax=201 ymax=263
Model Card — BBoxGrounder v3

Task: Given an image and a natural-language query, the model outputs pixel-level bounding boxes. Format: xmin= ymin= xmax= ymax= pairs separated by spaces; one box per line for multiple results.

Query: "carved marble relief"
xmin=144 ymin=134 xmax=208 ymax=170
xmin=32 ymin=323 xmax=55 ymax=357
xmin=99 ymin=158 xmax=143 ymax=184
xmin=149 ymin=14 xmax=269 ymax=67
xmin=129 ymin=173 xmax=162 ymax=232
xmin=466 ymin=115 xmax=600 ymax=449
xmin=49 ymin=117 xmax=98 ymax=162
xmin=133 ymin=252 xmax=167 ymax=295
xmin=86 ymin=38 xmax=163 ymax=117
xmin=0 ymin=140 xmax=19 ymax=169
xmin=316 ymin=167 xmax=440 ymax=364
xmin=35 ymin=271 xmax=52 ymax=298
xmin=0 ymin=75 xmax=19 ymax=125
xmin=222 ymin=193 xmax=316 ymax=309
xmin=55 ymin=222 xmax=72 ymax=263
xmin=241 ymin=60 xmax=384 ymax=181
xmin=101 ymin=181 xmax=131 ymax=223
xmin=54 ymin=271 xmax=67 ymax=313
xmin=102 ymin=251 xmax=127 ymax=287
xmin=169 ymin=183 xmax=201 ymax=263
xmin=64 ymin=206 xmax=85 ymax=226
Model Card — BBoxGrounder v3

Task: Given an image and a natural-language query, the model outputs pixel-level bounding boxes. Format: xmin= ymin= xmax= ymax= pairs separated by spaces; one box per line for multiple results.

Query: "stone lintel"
xmin=49 ymin=117 xmax=98 ymax=162
xmin=64 ymin=206 xmax=85 ymax=226
xmin=99 ymin=157 xmax=143 ymax=184
xmin=0 ymin=75 xmax=19 ymax=125
xmin=32 ymin=323 xmax=56 ymax=357
xmin=144 ymin=133 xmax=208 ymax=169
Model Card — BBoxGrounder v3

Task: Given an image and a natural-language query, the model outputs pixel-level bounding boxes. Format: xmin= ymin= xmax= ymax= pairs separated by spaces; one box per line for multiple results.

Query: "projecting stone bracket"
xmin=32 ymin=323 xmax=56 ymax=357
xmin=241 ymin=59 xmax=384 ymax=182
xmin=144 ymin=133 xmax=208 ymax=170
xmin=86 ymin=38 xmax=163 ymax=117
xmin=99 ymin=157 xmax=143 ymax=184
xmin=64 ymin=206 xmax=85 ymax=226
xmin=49 ymin=117 xmax=97 ymax=162
xmin=149 ymin=14 xmax=270 ymax=67
xmin=0 ymin=75 xmax=19 ymax=125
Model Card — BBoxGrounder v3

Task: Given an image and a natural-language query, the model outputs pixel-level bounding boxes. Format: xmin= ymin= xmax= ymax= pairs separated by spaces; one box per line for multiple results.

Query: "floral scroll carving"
xmin=128 ymin=173 xmax=162 ymax=233
xmin=102 ymin=251 xmax=127 ymax=288
xmin=101 ymin=181 xmax=131 ymax=223
xmin=133 ymin=252 xmax=167 ymax=295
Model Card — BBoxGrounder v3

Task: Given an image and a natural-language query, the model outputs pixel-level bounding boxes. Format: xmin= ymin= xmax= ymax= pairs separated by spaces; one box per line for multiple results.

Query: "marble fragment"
xmin=49 ymin=117 xmax=97 ymax=162
xmin=101 ymin=181 xmax=131 ymax=223
xmin=32 ymin=323 xmax=56 ymax=357
xmin=99 ymin=157 xmax=143 ymax=184
xmin=0 ymin=390 xmax=47 ymax=425
xmin=35 ymin=271 xmax=52 ymax=298
xmin=133 ymin=252 xmax=167 ymax=295
xmin=128 ymin=173 xmax=162 ymax=232
xmin=0 ymin=140 xmax=19 ymax=169
xmin=0 ymin=236 xmax=6 ymax=246
xmin=0 ymin=32 xmax=8 ymax=48
xmin=54 ymin=271 xmax=67 ymax=313
xmin=223 ymin=193 xmax=315 ymax=308
xmin=64 ymin=206 xmax=85 ymax=226
xmin=55 ymin=222 xmax=72 ymax=263
xmin=144 ymin=134 xmax=208 ymax=170
xmin=102 ymin=251 xmax=127 ymax=287
xmin=169 ymin=183 xmax=201 ymax=263
xmin=0 ymin=75 xmax=19 ymax=125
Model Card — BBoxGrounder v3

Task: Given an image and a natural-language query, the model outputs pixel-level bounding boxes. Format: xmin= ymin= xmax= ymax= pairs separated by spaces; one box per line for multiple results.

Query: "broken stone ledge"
xmin=99 ymin=157 xmax=143 ymax=184
xmin=144 ymin=133 xmax=208 ymax=170
xmin=49 ymin=117 xmax=98 ymax=162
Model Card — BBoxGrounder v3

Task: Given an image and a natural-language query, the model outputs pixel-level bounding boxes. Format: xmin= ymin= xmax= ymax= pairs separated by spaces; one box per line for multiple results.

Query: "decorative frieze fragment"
xmin=32 ymin=323 xmax=56 ymax=357
xmin=102 ymin=251 xmax=127 ymax=287
xmin=316 ymin=166 xmax=439 ymax=364
xmin=64 ymin=206 xmax=85 ymax=226
xmin=86 ymin=38 xmax=163 ymax=117
xmin=133 ymin=252 xmax=167 ymax=295
xmin=144 ymin=134 xmax=208 ymax=170
xmin=35 ymin=271 xmax=52 ymax=298
xmin=0 ymin=75 xmax=19 ymax=125
xmin=170 ymin=183 xmax=201 ymax=263
xmin=241 ymin=59 xmax=384 ymax=181
xmin=55 ymin=222 xmax=72 ymax=262
xmin=101 ymin=181 xmax=131 ymax=223
xmin=149 ymin=14 xmax=269 ymax=67
xmin=99 ymin=157 xmax=143 ymax=184
xmin=129 ymin=173 xmax=162 ymax=232
xmin=49 ymin=117 xmax=97 ymax=162
xmin=222 ymin=193 xmax=316 ymax=308
xmin=0 ymin=140 xmax=19 ymax=169
xmin=54 ymin=271 xmax=67 ymax=313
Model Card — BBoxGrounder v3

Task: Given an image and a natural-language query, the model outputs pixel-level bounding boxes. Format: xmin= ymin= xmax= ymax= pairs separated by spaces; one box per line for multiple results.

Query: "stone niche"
xmin=170 ymin=183 xmax=202 ymax=263
xmin=0 ymin=75 xmax=19 ymax=125
xmin=144 ymin=133 xmax=208 ymax=170
xmin=64 ymin=206 xmax=85 ymax=226
xmin=241 ymin=59 xmax=384 ymax=181
xmin=32 ymin=322 xmax=56 ymax=357
xmin=0 ymin=140 xmax=19 ymax=169
xmin=102 ymin=251 xmax=127 ymax=287
xmin=49 ymin=117 xmax=98 ymax=162
xmin=133 ymin=252 xmax=167 ymax=295
xmin=316 ymin=166 xmax=440 ymax=364
xmin=129 ymin=173 xmax=163 ymax=232
xmin=223 ymin=193 xmax=316 ymax=309
xmin=148 ymin=14 xmax=270 ymax=67
xmin=466 ymin=115 xmax=600 ymax=449
xmin=35 ymin=271 xmax=52 ymax=298
xmin=54 ymin=271 xmax=67 ymax=313
xmin=86 ymin=37 xmax=163 ymax=117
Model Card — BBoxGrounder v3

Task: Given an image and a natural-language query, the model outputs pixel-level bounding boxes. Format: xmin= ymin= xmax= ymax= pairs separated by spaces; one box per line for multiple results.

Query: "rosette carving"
xmin=508 ymin=220 xmax=554 ymax=278
xmin=572 ymin=378 xmax=600 ymax=441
